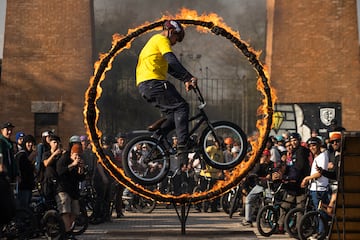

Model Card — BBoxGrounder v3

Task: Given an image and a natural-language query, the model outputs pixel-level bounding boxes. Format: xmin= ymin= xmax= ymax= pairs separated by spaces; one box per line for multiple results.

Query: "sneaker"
xmin=274 ymin=226 xmax=285 ymax=234
xmin=241 ymin=219 xmax=253 ymax=227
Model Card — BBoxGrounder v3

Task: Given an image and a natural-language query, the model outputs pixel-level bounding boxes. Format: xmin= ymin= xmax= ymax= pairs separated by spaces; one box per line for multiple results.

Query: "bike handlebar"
xmin=192 ymin=85 xmax=206 ymax=106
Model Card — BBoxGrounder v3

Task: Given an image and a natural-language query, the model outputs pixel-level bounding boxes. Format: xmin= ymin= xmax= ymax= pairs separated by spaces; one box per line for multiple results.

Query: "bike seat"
xmin=147 ymin=117 xmax=167 ymax=132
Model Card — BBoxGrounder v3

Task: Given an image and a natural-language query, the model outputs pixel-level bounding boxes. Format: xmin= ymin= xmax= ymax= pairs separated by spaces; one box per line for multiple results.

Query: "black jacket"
xmin=56 ymin=151 xmax=85 ymax=199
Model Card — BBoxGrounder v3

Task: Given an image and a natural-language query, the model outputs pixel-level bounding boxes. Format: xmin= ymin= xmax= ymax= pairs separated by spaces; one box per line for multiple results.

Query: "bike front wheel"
xmin=256 ymin=205 xmax=279 ymax=237
xmin=298 ymin=210 xmax=328 ymax=240
xmin=200 ymin=121 xmax=248 ymax=169
xmin=122 ymin=136 xmax=170 ymax=186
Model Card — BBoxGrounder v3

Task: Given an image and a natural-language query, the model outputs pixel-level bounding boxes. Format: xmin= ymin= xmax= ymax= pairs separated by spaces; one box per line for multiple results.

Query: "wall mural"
xmin=271 ymin=102 xmax=342 ymax=141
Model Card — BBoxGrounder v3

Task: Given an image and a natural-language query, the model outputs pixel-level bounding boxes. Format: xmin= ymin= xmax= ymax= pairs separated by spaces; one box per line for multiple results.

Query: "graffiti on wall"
xmin=270 ymin=102 xmax=342 ymax=141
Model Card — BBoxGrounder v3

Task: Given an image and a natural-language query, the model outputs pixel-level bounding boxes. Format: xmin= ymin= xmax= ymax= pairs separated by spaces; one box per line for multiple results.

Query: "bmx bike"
xmin=122 ymin=85 xmax=248 ymax=186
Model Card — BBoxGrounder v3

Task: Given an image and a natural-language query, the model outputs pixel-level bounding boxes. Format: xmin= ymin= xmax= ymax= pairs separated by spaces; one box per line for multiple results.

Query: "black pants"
xmin=139 ymin=80 xmax=189 ymax=145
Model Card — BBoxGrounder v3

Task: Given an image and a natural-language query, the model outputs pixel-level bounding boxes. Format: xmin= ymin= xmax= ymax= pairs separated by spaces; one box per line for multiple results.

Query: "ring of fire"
xmin=84 ymin=9 xmax=275 ymax=205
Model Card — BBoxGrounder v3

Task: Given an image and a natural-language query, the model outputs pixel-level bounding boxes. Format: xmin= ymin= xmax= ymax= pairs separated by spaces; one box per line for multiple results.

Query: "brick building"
xmin=1 ymin=1 xmax=94 ymax=142
xmin=1 ymin=0 xmax=359 ymax=143
xmin=266 ymin=0 xmax=360 ymax=138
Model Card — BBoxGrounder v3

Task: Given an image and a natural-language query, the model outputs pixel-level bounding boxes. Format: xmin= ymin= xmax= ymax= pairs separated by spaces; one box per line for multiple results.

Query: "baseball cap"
xmin=69 ymin=135 xmax=81 ymax=143
xmin=329 ymin=132 xmax=342 ymax=142
xmin=1 ymin=122 xmax=15 ymax=129
xmin=16 ymin=132 xmax=25 ymax=142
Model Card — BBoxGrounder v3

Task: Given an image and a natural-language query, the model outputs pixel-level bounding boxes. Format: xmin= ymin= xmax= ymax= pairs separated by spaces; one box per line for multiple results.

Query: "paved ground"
xmin=75 ymin=204 xmax=293 ymax=240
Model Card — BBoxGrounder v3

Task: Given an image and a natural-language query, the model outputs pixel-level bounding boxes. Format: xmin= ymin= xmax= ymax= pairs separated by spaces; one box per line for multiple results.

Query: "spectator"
xmin=301 ymin=137 xmax=329 ymax=236
xmin=241 ymin=149 xmax=274 ymax=227
xmin=329 ymin=119 xmax=346 ymax=132
xmin=15 ymin=131 xmax=25 ymax=153
xmin=112 ymin=132 xmax=127 ymax=218
xmin=223 ymin=137 xmax=234 ymax=163
xmin=0 ymin=122 xmax=19 ymax=183
xmin=91 ymin=135 xmax=113 ymax=223
xmin=15 ymin=134 xmax=36 ymax=209
xmin=41 ymin=135 xmax=64 ymax=201
xmin=35 ymin=130 xmax=53 ymax=173
xmin=0 ymin=154 xmax=16 ymax=225
xmin=317 ymin=132 xmax=342 ymax=215
xmin=276 ymin=132 xmax=311 ymax=234
xmin=56 ymin=143 xmax=85 ymax=239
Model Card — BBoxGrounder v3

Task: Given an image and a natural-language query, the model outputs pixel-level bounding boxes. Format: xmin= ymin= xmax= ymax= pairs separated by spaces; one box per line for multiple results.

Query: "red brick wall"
xmin=267 ymin=0 xmax=360 ymax=131
xmin=1 ymin=0 xmax=94 ymax=141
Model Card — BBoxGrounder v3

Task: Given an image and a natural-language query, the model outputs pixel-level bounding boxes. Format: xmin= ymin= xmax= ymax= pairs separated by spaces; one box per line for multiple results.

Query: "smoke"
xmin=93 ymin=0 xmax=266 ymax=133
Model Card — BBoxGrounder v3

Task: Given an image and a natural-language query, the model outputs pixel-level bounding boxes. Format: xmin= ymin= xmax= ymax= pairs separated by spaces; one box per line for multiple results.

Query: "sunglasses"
xmin=330 ymin=139 xmax=340 ymax=144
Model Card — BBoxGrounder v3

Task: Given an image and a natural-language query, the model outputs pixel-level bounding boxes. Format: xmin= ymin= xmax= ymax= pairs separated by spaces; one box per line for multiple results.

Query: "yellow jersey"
xmin=136 ymin=34 xmax=172 ymax=86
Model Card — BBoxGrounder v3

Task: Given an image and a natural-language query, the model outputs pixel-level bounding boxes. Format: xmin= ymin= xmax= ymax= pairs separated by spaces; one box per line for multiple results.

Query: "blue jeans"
xmin=139 ymin=80 xmax=189 ymax=145
xmin=310 ymin=190 xmax=330 ymax=234
xmin=245 ymin=185 xmax=264 ymax=222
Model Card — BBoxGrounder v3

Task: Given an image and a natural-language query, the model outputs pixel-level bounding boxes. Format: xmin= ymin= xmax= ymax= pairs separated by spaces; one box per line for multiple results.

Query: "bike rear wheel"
xmin=284 ymin=207 xmax=304 ymax=239
xmin=199 ymin=121 xmax=247 ymax=169
xmin=122 ymin=136 xmax=170 ymax=185
xmin=256 ymin=205 xmax=278 ymax=237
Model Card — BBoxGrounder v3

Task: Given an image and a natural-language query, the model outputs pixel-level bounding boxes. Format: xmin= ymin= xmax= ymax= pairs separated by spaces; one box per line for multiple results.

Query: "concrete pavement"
xmin=76 ymin=204 xmax=293 ymax=240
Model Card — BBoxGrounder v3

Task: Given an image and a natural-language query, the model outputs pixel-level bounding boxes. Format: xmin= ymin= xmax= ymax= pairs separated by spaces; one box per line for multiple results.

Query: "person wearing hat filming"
xmin=136 ymin=20 xmax=198 ymax=168
xmin=56 ymin=143 xmax=85 ymax=239
xmin=301 ymin=137 xmax=329 ymax=237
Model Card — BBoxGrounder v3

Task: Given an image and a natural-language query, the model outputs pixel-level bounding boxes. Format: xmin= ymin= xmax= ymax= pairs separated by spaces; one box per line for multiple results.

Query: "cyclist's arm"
xmin=164 ymin=52 xmax=193 ymax=82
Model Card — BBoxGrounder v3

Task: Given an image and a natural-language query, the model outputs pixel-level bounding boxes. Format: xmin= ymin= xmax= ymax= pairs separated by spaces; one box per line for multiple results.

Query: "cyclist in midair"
xmin=136 ymin=20 xmax=198 ymax=167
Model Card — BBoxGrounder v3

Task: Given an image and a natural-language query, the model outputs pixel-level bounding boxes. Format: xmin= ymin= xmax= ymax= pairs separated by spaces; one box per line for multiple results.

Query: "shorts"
xmin=55 ymin=192 xmax=80 ymax=215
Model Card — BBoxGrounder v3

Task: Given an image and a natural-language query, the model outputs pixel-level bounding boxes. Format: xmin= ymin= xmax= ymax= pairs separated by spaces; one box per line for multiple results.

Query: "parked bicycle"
xmin=256 ymin=181 xmax=286 ymax=237
xmin=122 ymin=85 xmax=248 ymax=186
xmin=298 ymin=198 xmax=332 ymax=240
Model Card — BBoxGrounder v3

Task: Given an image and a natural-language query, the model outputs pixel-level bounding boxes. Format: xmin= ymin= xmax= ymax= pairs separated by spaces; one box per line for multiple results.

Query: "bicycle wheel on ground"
xmin=220 ymin=189 xmax=234 ymax=215
xmin=200 ymin=121 xmax=247 ymax=170
xmin=122 ymin=136 xmax=170 ymax=186
xmin=133 ymin=195 xmax=156 ymax=213
xmin=284 ymin=207 xmax=304 ymax=239
xmin=298 ymin=210 xmax=328 ymax=240
xmin=256 ymin=205 xmax=278 ymax=237
xmin=42 ymin=209 xmax=65 ymax=240
xmin=228 ymin=188 xmax=242 ymax=218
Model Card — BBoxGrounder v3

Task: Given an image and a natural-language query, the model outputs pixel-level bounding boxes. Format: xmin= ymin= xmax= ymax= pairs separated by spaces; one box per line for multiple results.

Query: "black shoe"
xmin=116 ymin=212 xmax=124 ymax=218
xmin=65 ymin=232 xmax=77 ymax=240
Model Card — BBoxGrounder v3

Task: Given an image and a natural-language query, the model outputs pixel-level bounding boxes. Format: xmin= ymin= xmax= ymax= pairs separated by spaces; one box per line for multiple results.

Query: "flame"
xmin=83 ymin=8 xmax=276 ymax=204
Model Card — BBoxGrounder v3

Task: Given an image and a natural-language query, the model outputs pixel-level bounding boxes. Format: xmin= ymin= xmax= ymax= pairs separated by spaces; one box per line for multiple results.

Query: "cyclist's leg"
xmin=278 ymin=193 xmax=295 ymax=232
xmin=244 ymin=185 xmax=263 ymax=223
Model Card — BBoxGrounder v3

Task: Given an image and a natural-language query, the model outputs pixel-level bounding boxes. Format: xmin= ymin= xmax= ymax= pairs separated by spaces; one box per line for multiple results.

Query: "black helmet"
xmin=163 ymin=20 xmax=185 ymax=42
xmin=101 ymin=135 xmax=114 ymax=146
xmin=289 ymin=132 xmax=301 ymax=141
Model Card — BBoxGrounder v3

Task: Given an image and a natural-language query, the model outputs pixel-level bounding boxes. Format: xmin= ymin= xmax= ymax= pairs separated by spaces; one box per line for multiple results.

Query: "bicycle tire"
xmin=133 ymin=195 xmax=156 ymax=213
xmin=220 ymin=190 xmax=234 ymax=215
xmin=228 ymin=188 xmax=242 ymax=218
xmin=71 ymin=205 xmax=88 ymax=235
xmin=284 ymin=207 xmax=304 ymax=239
xmin=42 ymin=209 xmax=65 ymax=240
xmin=122 ymin=136 xmax=170 ymax=185
xmin=256 ymin=205 xmax=278 ymax=237
xmin=199 ymin=121 xmax=247 ymax=170
xmin=298 ymin=210 xmax=328 ymax=240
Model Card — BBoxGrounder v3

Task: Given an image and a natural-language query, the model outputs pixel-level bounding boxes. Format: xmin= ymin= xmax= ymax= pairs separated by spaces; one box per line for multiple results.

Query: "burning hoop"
xmin=84 ymin=9 xmax=275 ymax=205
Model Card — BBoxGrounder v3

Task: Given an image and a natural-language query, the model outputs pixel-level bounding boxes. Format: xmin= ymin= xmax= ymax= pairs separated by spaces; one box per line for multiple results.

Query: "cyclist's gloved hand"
xmin=185 ymin=77 xmax=198 ymax=91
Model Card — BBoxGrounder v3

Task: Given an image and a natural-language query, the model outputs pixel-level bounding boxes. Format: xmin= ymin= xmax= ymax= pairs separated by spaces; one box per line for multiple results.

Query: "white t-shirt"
xmin=310 ymin=151 xmax=329 ymax=191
